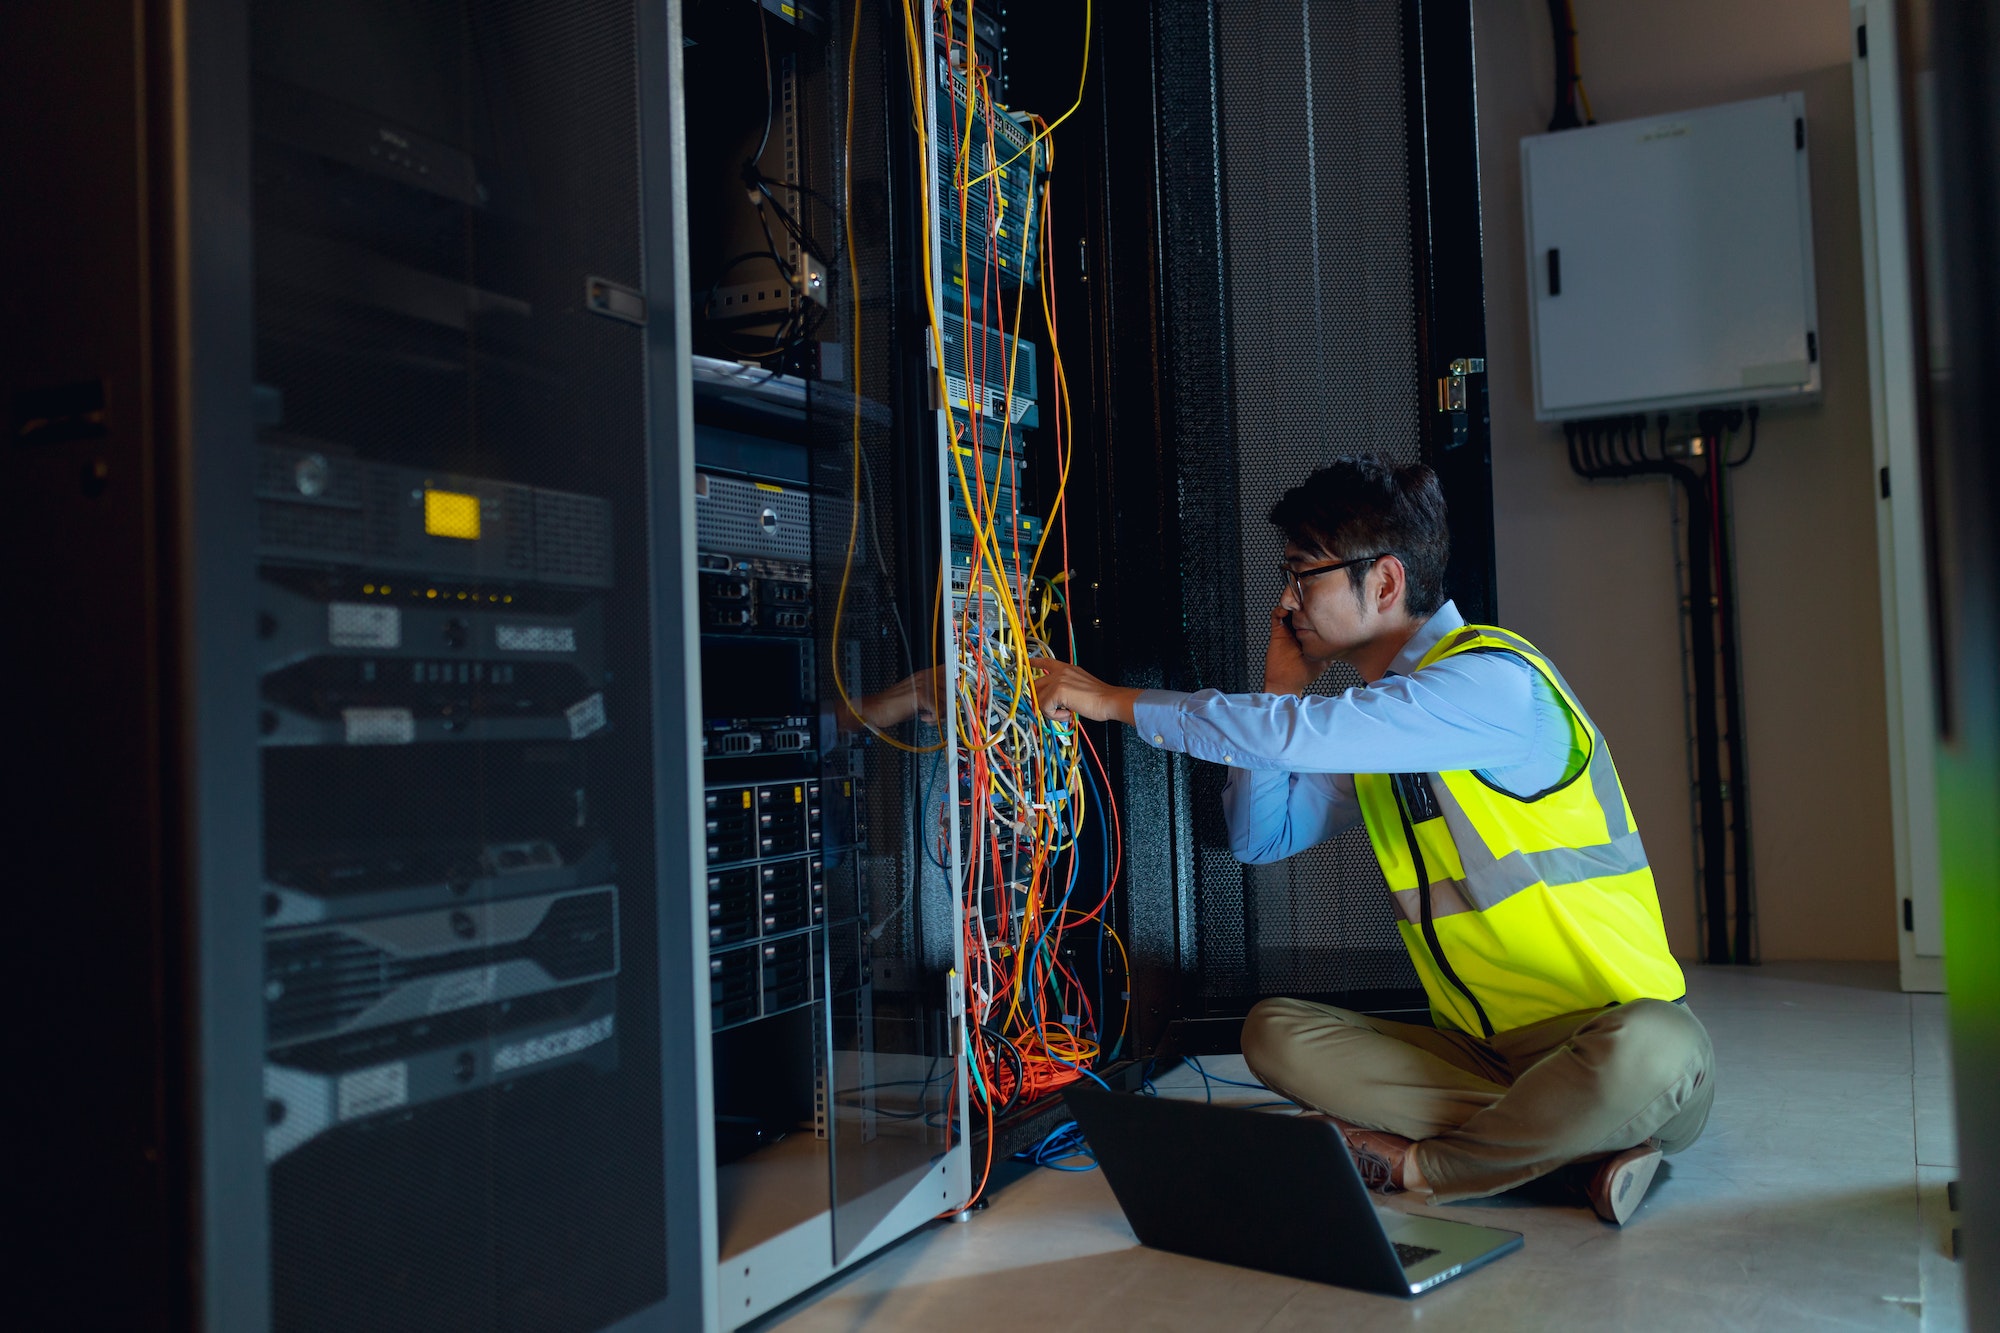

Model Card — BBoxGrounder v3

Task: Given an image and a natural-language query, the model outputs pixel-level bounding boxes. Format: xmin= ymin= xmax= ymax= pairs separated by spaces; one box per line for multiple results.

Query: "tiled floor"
xmin=764 ymin=964 xmax=1964 ymax=1333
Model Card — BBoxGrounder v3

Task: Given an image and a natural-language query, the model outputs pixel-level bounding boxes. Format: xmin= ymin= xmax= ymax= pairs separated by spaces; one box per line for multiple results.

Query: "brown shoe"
xmin=1309 ymin=1115 xmax=1413 ymax=1194
xmin=1587 ymin=1140 xmax=1664 ymax=1224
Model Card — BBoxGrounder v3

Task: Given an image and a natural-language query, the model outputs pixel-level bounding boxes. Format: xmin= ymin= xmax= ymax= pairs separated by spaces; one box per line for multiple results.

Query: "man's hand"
xmin=1264 ymin=603 xmax=1333 ymax=696
xmin=849 ymin=665 xmax=946 ymax=731
xmin=1026 ymin=657 xmax=1143 ymax=725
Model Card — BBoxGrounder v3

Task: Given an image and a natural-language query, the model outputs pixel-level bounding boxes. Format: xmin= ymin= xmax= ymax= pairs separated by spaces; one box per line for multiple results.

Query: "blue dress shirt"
xmin=1129 ymin=602 xmax=1581 ymax=865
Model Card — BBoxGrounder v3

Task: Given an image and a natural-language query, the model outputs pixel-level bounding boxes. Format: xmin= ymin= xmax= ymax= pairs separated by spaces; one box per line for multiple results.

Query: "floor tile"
xmin=1912 ymin=994 xmax=1953 ymax=1083
xmin=762 ymin=964 xmax=1955 ymax=1333
xmin=1915 ymin=1076 xmax=1959 ymax=1170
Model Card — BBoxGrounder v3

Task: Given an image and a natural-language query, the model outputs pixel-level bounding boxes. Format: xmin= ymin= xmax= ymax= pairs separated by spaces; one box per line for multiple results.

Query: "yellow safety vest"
xmin=1353 ymin=623 xmax=1685 ymax=1037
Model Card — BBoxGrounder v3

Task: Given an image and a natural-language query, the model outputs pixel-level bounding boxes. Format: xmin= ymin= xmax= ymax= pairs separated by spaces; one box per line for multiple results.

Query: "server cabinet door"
xmin=249 ymin=2 xmax=684 ymax=1326
xmin=682 ymin=0 xmax=965 ymax=1291
xmin=819 ymin=0 xmax=970 ymax=1263
xmin=1081 ymin=0 xmax=1495 ymax=1021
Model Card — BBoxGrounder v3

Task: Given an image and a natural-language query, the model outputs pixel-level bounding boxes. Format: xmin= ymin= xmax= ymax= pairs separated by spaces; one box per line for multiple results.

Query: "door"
xmin=1079 ymin=0 xmax=1495 ymax=1023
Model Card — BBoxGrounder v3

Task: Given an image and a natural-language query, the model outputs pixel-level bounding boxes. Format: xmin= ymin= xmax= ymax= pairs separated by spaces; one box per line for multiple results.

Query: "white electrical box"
xmin=1522 ymin=93 xmax=1821 ymax=421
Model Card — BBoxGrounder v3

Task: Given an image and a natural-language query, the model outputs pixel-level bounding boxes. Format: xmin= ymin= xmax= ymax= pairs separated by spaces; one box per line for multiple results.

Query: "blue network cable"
xmin=1016 ymin=1118 xmax=1096 ymax=1172
xmin=1182 ymin=1054 xmax=1269 ymax=1103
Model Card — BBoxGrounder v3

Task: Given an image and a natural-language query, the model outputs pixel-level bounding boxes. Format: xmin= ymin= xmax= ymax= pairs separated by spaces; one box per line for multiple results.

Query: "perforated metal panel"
xmin=1170 ymin=0 xmax=1423 ymax=1004
xmin=696 ymin=471 xmax=814 ymax=561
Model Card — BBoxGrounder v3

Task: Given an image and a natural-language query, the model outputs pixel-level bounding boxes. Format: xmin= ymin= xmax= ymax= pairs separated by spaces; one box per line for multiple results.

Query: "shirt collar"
xmin=1384 ymin=600 xmax=1464 ymax=678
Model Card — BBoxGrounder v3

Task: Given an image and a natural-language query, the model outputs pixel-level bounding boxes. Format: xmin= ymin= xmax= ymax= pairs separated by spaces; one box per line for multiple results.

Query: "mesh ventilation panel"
xmin=1194 ymin=0 xmax=1422 ymax=1002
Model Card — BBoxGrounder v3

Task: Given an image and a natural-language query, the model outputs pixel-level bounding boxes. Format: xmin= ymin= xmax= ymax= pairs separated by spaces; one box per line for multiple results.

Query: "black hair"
xmin=1267 ymin=456 xmax=1451 ymax=616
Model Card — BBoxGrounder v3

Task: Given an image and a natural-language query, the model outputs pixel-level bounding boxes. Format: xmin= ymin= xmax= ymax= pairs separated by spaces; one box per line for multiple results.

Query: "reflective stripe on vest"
xmin=1355 ymin=623 xmax=1686 ymax=1035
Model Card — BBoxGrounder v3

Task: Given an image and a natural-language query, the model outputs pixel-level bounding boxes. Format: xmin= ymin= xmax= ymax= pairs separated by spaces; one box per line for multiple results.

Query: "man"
xmin=1030 ymin=457 xmax=1712 ymax=1225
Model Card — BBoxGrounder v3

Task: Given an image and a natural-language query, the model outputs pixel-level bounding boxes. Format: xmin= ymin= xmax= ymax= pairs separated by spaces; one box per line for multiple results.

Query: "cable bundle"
xmin=1015 ymin=1119 xmax=1095 ymax=1172
xmin=899 ymin=0 xmax=1122 ymax=1209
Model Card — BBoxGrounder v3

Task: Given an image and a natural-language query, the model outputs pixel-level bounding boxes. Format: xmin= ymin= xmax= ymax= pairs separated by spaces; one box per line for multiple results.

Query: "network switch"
xmin=258 ymin=574 xmax=605 ymax=670
xmin=936 ymin=64 xmax=1044 ymax=288
xmin=263 ymin=836 xmax=612 ymax=927
xmin=937 ymin=313 xmax=1040 ymax=425
xmin=264 ymin=885 xmax=619 ymax=1047
xmin=262 ymin=982 xmax=618 ymax=1163
xmin=258 ymin=654 xmax=609 ymax=747
xmin=256 ymin=442 xmax=614 ymax=589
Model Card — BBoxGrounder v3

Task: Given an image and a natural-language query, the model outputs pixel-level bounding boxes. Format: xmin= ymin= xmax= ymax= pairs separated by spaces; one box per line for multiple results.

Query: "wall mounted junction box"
xmin=1522 ymin=93 xmax=1821 ymax=422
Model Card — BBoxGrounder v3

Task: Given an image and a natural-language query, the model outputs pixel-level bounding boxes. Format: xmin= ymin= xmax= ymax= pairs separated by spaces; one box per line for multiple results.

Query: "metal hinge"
xmin=1436 ymin=358 xmax=1485 ymax=450
xmin=1437 ymin=358 xmax=1485 ymax=413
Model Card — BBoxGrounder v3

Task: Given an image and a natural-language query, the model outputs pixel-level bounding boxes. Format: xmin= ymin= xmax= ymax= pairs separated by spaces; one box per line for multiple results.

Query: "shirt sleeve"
xmin=1131 ymin=650 xmax=1543 ymax=775
xmin=1221 ymin=766 xmax=1363 ymax=864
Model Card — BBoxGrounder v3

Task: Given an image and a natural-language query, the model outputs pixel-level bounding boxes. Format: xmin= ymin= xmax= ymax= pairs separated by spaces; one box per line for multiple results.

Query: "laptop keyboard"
xmin=1394 ymin=1241 xmax=1442 ymax=1268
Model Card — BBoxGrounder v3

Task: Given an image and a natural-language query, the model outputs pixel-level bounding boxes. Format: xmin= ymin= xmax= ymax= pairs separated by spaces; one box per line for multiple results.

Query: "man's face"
xmin=1279 ymin=541 xmax=1374 ymax=660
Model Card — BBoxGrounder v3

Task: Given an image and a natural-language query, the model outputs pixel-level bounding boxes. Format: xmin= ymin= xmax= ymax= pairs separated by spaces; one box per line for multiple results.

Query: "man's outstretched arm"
xmin=1029 ymin=653 xmax=1539 ymax=776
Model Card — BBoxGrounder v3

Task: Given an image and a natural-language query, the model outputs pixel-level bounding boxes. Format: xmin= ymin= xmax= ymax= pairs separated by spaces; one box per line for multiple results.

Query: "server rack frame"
xmin=684 ymin=1 xmax=976 ymax=1325
xmin=644 ymin=0 xmax=723 ymax=1328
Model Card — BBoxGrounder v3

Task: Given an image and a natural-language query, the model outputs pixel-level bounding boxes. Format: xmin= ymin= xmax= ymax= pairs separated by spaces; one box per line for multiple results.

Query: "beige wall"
xmin=1473 ymin=0 xmax=1897 ymax=959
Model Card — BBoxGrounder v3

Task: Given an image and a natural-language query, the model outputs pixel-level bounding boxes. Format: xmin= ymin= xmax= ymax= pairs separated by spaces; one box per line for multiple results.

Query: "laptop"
xmin=1064 ymin=1084 xmax=1523 ymax=1296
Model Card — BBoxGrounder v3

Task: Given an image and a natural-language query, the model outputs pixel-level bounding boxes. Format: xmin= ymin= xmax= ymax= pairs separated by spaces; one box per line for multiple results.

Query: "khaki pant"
xmin=1240 ymin=997 xmax=1715 ymax=1204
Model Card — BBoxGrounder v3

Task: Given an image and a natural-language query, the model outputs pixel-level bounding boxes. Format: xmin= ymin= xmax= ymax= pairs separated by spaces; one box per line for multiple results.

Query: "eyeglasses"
xmin=1277 ymin=554 xmax=1386 ymax=597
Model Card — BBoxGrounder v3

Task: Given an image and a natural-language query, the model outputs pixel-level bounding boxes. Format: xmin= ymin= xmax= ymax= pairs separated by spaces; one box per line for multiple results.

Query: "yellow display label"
xmin=793 ymin=785 xmax=804 ymax=803
xmin=741 ymin=790 xmax=752 ymax=809
xmin=423 ymin=489 xmax=481 ymax=540
xmin=754 ymin=482 xmax=783 ymax=493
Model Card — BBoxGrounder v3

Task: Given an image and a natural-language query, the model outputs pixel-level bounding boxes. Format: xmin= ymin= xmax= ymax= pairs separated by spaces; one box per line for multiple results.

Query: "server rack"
xmin=7 ymin=0 xmax=1490 ymax=1328
xmin=7 ymin=0 xmax=712 ymax=1328
xmin=680 ymin=3 xmax=976 ymax=1322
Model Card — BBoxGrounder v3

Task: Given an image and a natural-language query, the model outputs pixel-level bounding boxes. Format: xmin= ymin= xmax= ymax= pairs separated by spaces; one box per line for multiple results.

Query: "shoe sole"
xmin=1595 ymin=1147 xmax=1663 ymax=1225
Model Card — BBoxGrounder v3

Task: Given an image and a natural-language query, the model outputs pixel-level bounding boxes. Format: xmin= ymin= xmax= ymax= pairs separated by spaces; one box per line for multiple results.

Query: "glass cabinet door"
xmin=683 ymin=0 xmax=966 ymax=1280
xmin=821 ymin=0 xmax=965 ymax=1254
xmin=249 ymin=3 xmax=670 ymax=1326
